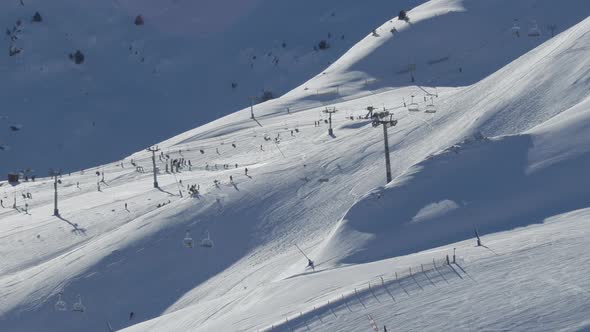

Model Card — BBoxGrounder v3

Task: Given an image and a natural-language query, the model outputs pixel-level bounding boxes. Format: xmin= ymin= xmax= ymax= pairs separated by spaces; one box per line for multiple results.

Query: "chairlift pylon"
xmin=200 ymin=230 xmax=214 ymax=248
xmin=183 ymin=230 xmax=194 ymax=248
xmin=54 ymin=293 xmax=67 ymax=311
xmin=407 ymin=95 xmax=420 ymax=112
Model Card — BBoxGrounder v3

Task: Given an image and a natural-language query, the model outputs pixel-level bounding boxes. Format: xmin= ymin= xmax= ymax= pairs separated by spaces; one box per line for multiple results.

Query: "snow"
xmin=0 ymin=0 xmax=425 ymax=175
xmin=1 ymin=0 xmax=590 ymax=331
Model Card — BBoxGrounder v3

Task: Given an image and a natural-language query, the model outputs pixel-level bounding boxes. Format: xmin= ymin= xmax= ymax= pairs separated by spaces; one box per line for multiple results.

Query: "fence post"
xmin=313 ymin=306 xmax=323 ymax=323
xmin=355 ymin=288 xmax=367 ymax=308
xmin=328 ymin=300 xmax=338 ymax=317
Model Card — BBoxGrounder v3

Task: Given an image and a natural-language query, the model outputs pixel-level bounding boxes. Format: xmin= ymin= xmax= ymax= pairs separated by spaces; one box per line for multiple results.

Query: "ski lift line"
xmin=417 ymin=85 xmax=438 ymax=97
xmin=418 ymin=22 xmax=516 ymax=88
xmin=446 ymin=22 xmax=581 ymax=120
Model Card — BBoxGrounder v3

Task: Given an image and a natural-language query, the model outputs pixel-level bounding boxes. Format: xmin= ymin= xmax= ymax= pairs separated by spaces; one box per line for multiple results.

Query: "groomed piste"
xmin=1 ymin=0 xmax=590 ymax=331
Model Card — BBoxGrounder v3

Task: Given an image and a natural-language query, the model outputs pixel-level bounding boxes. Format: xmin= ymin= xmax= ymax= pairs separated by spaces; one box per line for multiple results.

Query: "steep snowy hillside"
xmin=318 ymin=95 xmax=590 ymax=266
xmin=1 ymin=0 xmax=590 ymax=331
xmin=0 ymin=0 xmax=424 ymax=175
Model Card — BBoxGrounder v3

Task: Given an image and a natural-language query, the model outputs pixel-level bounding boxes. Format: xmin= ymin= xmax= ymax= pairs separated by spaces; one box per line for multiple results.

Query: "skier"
xmin=245 ymin=168 xmax=248 ymax=176
xmin=125 ymin=203 xmax=128 ymax=211
xmin=307 ymin=259 xmax=315 ymax=271
xmin=1 ymin=199 xmax=3 ymax=208
xmin=129 ymin=312 xmax=134 ymax=320
xmin=229 ymin=175 xmax=233 ymax=183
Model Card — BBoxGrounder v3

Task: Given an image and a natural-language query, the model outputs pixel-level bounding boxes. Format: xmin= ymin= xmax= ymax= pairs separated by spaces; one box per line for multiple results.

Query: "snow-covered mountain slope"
xmin=318 ymin=94 xmax=590 ymax=266
xmin=2 ymin=0 xmax=590 ymax=331
xmin=0 ymin=0 xmax=424 ymax=175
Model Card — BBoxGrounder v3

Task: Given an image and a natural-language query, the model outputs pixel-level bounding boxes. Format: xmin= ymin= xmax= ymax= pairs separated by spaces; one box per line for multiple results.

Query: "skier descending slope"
xmin=307 ymin=259 xmax=315 ymax=271
xmin=295 ymin=244 xmax=315 ymax=271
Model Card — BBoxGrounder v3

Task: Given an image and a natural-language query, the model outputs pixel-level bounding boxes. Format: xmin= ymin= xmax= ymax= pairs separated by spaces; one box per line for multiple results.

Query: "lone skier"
xmin=307 ymin=259 xmax=315 ymax=271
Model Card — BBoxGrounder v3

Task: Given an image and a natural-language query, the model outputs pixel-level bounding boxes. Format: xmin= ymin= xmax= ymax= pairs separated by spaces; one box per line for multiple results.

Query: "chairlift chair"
xmin=72 ymin=294 xmax=85 ymax=312
xmin=200 ymin=230 xmax=214 ymax=248
xmin=424 ymin=97 xmax=437 ymax=113
xmin=389 ymin=114 xmax=399 ymax=126
xmin=183 ymin=230 xmax=194 ymax=248
xmin=407 ymin=96 xmax=420 ymax=112
xmin=511 ymin=21 xmax=521 ymax=37
xmin=54 ymin=293 xmax=67 ymax=311
xmin=528 ymin=22 xmax=541 ymax=37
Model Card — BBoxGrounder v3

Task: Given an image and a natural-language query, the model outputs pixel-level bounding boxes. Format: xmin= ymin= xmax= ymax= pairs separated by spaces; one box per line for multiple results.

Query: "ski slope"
xmin=2 ymin=0 xmax=590 ymax=331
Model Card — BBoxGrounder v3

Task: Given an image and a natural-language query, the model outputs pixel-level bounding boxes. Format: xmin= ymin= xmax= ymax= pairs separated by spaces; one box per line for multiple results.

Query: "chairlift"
xmin=511 ymin=20 xmax=521 ymax=37
xmin=72 ymin=294 xmax=85 ymax=312
xmin=424 ymin=97 xmax=437 ymax=113
xmin=407 ymin=95 xmax=420 ymax=112
xmin=200 ymin=230 xmax=214 ymax=248
xmin=54 ymin=293 xmax=67 ymax=311
xmin=183 ymin=230 xmax=194 ymax=248
xmin=528 ymin=22 xmax=541 ymax=37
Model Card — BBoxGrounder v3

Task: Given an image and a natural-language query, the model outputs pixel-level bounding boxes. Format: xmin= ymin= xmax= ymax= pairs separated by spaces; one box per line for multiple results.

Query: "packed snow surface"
xmin=1 ymin=0 xmax=590 ymax=331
